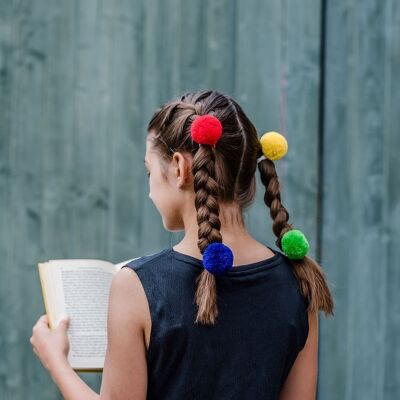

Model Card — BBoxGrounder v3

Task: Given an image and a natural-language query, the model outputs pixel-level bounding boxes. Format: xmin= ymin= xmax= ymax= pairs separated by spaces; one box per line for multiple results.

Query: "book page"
xmin=44 ymin=259 xmax=115 ymax=370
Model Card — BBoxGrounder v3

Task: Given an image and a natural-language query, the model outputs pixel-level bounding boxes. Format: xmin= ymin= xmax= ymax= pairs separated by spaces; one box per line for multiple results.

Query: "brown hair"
xmin=147 ymin=89 xmax=334 ymax=325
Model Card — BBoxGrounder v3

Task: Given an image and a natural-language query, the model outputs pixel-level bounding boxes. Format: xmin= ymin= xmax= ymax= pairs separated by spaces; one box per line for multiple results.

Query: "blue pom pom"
xmin=203 ymin=242 xmax=234 ymax=276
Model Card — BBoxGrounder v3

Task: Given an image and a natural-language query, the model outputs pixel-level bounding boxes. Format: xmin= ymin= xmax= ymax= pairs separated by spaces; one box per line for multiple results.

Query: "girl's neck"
xmin=172 ymin=232 xmax=275 ymax=266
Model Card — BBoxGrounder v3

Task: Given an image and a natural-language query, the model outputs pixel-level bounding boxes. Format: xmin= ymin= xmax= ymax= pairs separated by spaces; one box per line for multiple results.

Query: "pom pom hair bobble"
xmin=203 ymin=242 xmax=234 ymax=276
xmin=258 ymin=131 xmax=288 ymax=162
xmin=281 ymin=229 xmax=310 ymax=259
xmin=191 ymin=114 xmax=223 ymax=146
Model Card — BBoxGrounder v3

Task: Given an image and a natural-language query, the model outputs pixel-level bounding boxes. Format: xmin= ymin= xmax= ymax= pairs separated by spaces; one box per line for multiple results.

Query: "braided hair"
xmin=258 ymin=156 xmax=334 ymax=315
xmin=147 ymin=89 xmax=334 ymax=325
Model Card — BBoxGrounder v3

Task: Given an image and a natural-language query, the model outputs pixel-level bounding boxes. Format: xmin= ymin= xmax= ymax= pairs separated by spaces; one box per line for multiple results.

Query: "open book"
xmin=37 ymin=257 xmax=139 ymax=372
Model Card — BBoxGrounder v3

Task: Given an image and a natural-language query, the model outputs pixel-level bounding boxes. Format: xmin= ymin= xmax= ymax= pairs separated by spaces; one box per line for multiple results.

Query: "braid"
xmin=258 ymin=157 xmax=334 ymax=316
xmin=150 ymin=94 xmax=230 ymax=325
xmin=192 ymin=144 xmax=222 ymax=325
xmin=258 ymin=158 xmax=294 ymax=248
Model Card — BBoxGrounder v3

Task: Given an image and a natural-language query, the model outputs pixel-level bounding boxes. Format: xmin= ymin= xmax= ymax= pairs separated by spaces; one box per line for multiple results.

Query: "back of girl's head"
xmin=148 ymin=90 xmax=260 ymax=209
xmin=148 ymin=89 xmax=334 ymax=325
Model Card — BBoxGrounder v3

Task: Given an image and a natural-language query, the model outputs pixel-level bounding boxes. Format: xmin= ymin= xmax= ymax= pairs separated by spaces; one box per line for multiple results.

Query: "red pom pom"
xmin=190 ymin=115 xmax=222 ymax=146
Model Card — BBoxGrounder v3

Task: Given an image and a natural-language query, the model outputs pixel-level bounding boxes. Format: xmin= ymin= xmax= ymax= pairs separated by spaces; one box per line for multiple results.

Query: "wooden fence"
xmin=0 ymin=1 xmax=398 ymax=398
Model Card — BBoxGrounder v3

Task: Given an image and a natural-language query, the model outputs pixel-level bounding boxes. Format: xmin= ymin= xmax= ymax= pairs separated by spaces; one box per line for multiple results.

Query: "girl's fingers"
xmin=39 ymin=314 xmax=48 ymax=323
xmin=34 ymin=314 xmax=49 ymax=329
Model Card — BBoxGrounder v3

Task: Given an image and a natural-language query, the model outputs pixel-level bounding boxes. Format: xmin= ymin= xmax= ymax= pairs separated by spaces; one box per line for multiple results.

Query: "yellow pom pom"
xmin=259 ymin=131 xmax=288 ymax=161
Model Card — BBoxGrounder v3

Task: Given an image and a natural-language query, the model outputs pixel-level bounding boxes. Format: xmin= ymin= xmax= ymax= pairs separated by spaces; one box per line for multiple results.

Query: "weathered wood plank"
xmin=2 ymin=0 xmax=398 ymax=399
xmin=320 ymin=1 xmax=400 ymax=399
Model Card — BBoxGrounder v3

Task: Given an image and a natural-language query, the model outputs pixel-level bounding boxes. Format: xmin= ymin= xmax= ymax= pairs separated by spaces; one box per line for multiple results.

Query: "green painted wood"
xmin=1 ymin=0 xmax=399 ymax=399
xmin=319 ymin=1 xmax=400 ymax=399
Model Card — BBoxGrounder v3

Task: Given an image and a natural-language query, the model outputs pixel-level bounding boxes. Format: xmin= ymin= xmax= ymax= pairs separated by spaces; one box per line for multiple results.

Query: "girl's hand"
xmin=30 ymin=314 xmax=71 ymax=372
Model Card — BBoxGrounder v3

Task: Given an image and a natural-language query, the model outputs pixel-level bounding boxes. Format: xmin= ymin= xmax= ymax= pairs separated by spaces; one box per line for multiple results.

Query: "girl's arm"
xmin=98 ymin=267 xmax=148 ymax=399
xmin=31 ymin=267 xmax=149 ymax=400
xmin=279 ymin=310 xmax=319 ymax=400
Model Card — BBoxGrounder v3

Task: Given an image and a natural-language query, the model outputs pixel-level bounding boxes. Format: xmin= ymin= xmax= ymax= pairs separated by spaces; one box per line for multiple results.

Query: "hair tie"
xmin=202 ymin=242 xmax=234 ymax=276
xmin=259 ymin=131 xmax=288 ymax=161
xmin=281 ymin=229 xmax=309 ymax=259
xmin=191 ymin=115 xmax=223 ymax=146
xmin=257 ymin=154 xmax=267 ymax=164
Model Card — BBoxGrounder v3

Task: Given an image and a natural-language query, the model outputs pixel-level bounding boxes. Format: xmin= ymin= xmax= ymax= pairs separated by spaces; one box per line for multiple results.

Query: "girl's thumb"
xmin=57 ymin=314 xmax=70 ymax=330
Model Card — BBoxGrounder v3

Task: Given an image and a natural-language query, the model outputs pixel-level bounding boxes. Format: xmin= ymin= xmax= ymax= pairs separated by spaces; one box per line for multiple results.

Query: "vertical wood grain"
xmin=1 ymin=0 xmax=399 ymax=399
xmin=319 ymin=1 xmax=400 ymax=399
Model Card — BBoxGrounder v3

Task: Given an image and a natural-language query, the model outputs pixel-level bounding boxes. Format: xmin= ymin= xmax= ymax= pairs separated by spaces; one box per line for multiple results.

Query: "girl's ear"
xmin=172 ymin=152 xmax=192 ymax=188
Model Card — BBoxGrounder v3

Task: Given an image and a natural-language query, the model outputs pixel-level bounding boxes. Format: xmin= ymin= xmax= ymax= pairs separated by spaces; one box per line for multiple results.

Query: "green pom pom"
xmin=281 ymin=229 xmax=309 ymax=259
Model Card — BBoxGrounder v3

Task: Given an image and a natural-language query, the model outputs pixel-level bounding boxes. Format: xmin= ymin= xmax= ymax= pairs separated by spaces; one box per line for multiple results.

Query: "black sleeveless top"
xmin=122 ymin=246 xmax=309 ymax=400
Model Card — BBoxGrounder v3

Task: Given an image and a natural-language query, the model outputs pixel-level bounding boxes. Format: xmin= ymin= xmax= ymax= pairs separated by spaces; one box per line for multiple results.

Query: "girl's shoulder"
xmin=121 ymin=247 xmax=170 ymax=271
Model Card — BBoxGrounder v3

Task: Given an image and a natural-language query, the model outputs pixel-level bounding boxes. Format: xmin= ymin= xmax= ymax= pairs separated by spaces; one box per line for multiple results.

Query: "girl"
xmin=31 ymin=89 xmax=334 ymax=399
